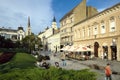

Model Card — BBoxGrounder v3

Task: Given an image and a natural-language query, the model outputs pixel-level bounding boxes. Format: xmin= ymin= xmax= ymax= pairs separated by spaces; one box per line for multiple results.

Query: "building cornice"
xmin=74 ymin=2 xmax=120 ymax=27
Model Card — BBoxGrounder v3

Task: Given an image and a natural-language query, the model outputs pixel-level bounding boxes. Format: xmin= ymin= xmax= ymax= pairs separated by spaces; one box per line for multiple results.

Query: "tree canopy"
xmin=21 ymin=34 xmax=42 ymax=53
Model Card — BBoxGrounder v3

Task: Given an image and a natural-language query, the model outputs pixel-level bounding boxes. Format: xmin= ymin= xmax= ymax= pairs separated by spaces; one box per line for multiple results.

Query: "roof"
xmin=74 ymin=2 xmax=120 ymax=26
xmin=0 ymin=27 xmax=17 ymax=33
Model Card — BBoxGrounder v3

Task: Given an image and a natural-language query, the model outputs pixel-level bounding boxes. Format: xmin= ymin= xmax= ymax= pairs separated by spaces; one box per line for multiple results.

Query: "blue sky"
xmin=0 ymin=0 xmax=120 ymax=34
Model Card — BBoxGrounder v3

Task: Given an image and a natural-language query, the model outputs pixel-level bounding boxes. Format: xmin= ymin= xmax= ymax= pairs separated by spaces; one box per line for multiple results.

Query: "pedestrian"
xmin=100 ymin=49 xmax=104 ymax=60
xmin=104 ymin=51 xmax=107 ymax=60
xmin=61 ymin=53 xmax=66 ymax=66
xmin=105 ymin=63 xmax=112 ymax=80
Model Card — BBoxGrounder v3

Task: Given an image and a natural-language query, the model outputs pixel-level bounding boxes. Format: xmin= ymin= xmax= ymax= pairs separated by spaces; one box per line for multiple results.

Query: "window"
xmin=101 ymin=21 xmax=106 ymax=34
xmin=71 ymin=17 xmax=74 ymax=23
xmin=70 ymin=17 xmax=73 ymax=23
xmin=109 ymin=17 xmax=116 ymax=32
xmin=79 ymin=29 xmax=81 ymax=38
xmin=82 ymin=27 xmax=85 ymax=38
xmin=75 ymin=30 xmax=77 ymax=39
xmin=94 ymin=26 xmax=98 ymax=35
xmin=70 ymin=36 xmax=73 ymax=41
xmin=88 ymin=26 xmax=90 ymax=36
xmin=93 ymin=23 xmax=98 ymax=35
xmin=70 ymin=27 xmax=73 ymax=32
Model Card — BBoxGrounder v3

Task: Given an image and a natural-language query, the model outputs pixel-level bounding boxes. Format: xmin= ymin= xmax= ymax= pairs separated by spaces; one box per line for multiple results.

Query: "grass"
xmin=11 ymin=53 xmax=37 ymax=68
xmin=0 ymin=53 xmax=37 ymax=73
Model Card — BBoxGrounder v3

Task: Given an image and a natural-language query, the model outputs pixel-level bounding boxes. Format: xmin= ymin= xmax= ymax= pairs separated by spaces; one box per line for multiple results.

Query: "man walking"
xmin=105 ymin=63 xmax=112 ymax=80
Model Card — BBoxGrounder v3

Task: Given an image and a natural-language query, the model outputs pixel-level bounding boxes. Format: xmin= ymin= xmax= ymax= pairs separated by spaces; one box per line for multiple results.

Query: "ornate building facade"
xmin=74 ymin=3 xmax=120 ymax=61
xmin=60 ymin=0 xmax=98 ymax=48
xmin=0 ymin=26 xmax=25 ymax=41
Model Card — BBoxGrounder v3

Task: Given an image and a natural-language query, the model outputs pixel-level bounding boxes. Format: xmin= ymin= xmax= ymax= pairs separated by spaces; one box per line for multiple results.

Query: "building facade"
xmin=60 ymin=0 xmax=98 ymax=48
xmin=0 ymin=16 xmax=32 ymax=41
xmin=47 ymin=29 xmax=60 ymax=53
xmin=38 ymin=17 xmax=58 ymax=51
xmin=74 ymin=3 xmax=120 ymax=61
xmin=0 ymin=26 xmax=25 ymax=41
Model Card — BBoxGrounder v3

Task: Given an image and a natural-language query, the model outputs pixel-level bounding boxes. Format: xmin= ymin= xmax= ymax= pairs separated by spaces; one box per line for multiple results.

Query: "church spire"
xmin=26 ymin=16 xmax=31 ymax=36
xmin=53 ymin=16 xmax=56 ymax=22
xmin=52 ymin=16 xmax=57 ymax=30
xmin=28 ymin=16 xmax=30 ymax=27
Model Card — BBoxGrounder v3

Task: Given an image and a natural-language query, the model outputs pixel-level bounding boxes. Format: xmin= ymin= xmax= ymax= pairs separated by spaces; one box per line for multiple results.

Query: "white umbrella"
xmin=76 ymin=45 xmax=91 ymax=52
xmin=67 ymin=45 xmax=78 ymax=52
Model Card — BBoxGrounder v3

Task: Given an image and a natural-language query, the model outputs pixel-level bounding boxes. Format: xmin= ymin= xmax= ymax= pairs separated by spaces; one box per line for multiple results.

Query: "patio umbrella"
xmin=67 ymin=45 xmax=78 ymax=52
xmin=76 ymin=45 xmax=91 ymax=52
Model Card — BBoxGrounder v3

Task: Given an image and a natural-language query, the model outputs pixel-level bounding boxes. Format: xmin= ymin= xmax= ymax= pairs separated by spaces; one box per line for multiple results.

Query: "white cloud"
xmin=97 ymin=8 xmax=106 ymax=12
xmin=86 ymin=0 xmax=90 ymax=3
xmin=0 ymin=0 xmax=54 ymax=34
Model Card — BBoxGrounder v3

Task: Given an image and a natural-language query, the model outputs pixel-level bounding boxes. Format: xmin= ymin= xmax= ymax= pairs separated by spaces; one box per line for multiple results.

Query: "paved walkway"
xmin=49 ymin=54 xmax=120 ymax=80
xmin=39 ymin=51 xmax=120 ymax=80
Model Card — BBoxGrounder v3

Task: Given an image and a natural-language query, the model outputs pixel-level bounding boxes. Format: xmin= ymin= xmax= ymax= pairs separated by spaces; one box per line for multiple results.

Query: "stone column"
xmin=117 ymin=37 xmax=120 ymax=61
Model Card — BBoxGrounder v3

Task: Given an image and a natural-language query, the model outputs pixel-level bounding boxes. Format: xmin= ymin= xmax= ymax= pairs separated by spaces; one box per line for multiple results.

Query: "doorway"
xmin=110 ymin=46 xmax=117 ymax=60
xmin=94 ymin=42 xmax=99 ymax=57
xmin=102 ymin=46 xmax=108 ymax=59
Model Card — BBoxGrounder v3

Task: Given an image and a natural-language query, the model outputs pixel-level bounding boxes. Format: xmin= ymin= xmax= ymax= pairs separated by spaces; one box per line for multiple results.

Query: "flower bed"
xmin=0 ymin=52 xmax=16 ymax=64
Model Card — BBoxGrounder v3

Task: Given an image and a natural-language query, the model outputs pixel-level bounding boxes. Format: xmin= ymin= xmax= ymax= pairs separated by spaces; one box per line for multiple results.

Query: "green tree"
xmin=21 ymin=34 xmax=42 ymax=53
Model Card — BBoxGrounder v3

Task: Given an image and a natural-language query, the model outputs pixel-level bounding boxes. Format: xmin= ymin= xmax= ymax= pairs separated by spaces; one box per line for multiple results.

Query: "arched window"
xmin=82 ymin=27 xmax=85 ymax=38
xmin=109 ymin=16 xmax=116 ymax=32
xmin=87 ymin=26 xmax=90 ymax=36
xmin=93 ymin=22 xmax=98 ymax=35
xmin=101 ymin=20 xmax=106 ymax=34
xmin=78 ymin=29 xmax=80 ymax=38
xmin=75 ymin=30 xmax=77 ymax=39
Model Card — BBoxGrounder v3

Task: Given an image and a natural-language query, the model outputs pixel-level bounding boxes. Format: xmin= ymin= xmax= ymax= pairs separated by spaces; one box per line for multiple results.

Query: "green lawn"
xmin=11 ymin=53 xmax=37 ymax=68
xmin=0 ymin=53 xmax=37 ymax=72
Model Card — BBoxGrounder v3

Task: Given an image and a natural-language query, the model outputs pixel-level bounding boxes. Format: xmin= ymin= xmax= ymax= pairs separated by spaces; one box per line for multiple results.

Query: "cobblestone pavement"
xmin=40 ymin=51 xmax=120 ymax=80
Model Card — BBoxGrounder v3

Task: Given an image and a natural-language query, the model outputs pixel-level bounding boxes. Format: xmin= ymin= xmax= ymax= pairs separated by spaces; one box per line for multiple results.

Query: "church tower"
xmin=52 ymin=16 xmax=57 ymax=30
xmin=26 ymin=16 xmax=31 ymax=36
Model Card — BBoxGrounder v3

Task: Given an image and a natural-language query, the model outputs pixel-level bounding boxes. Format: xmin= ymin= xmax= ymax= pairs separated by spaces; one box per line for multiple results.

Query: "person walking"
xmin=61 ymin=53 xmax=66 ymax=66
xmin=105 ymin=63 xmax=112 ymax=80
xmin=104 ymin=51 xmax=107 ymax=60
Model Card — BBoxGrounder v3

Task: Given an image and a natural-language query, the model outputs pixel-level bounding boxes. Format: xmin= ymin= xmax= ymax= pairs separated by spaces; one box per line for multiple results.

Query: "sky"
xmin=0 ymin=0 xmax=120 ymax=35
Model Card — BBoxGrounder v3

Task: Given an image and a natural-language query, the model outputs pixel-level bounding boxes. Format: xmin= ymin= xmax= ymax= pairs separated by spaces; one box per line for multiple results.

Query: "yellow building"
xmin=74 ymin=3 xmax=120 ymax=61
xmin=60 ymin=0 xmax=98 ymax=48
